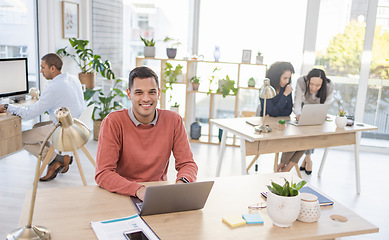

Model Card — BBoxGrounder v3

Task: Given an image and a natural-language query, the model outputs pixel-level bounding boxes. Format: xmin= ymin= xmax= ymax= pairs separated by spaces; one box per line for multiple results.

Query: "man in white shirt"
xmin=0 ymin=53 xmax=86 ymax=181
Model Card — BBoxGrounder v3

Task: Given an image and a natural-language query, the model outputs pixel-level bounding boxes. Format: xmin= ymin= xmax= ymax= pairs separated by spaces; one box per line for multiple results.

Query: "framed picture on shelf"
xmin=242 ymin=50 xmax=252 ymax=63
xmin=62 ymin=1 xmax=79 ymax=39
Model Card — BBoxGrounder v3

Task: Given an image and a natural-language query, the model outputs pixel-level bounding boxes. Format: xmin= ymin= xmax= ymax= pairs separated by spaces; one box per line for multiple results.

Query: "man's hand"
xmin=136 ymin=186 xmax=146 ymax=201
xmin=284 ymin=84 xmax=293 ymax=96
xmin=0 ymin=104 xmax=7 ymax=113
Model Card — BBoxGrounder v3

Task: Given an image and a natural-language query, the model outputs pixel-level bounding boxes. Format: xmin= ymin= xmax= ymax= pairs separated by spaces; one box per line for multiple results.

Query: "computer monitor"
xmin=0 ymin=58 xmax=29 ymax=101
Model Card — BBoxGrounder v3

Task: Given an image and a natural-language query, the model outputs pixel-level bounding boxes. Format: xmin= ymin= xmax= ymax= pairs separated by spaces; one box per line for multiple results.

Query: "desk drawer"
xmin=0 ymin=134 xmax=22 ymax=157
xmin=0 ymin=117 xmax=22 ymax=141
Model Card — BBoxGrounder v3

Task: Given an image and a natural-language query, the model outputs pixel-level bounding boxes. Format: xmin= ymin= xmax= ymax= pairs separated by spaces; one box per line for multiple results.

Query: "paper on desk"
xmin=90 ymin=214 xmax=159 ymax=240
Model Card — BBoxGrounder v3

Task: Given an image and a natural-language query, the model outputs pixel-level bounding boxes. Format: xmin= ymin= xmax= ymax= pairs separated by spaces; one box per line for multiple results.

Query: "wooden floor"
xmin=0 ymin=139 xmax=387 ymax=239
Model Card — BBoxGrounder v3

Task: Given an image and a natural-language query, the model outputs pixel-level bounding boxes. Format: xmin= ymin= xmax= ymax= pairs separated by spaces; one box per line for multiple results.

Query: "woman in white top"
xmin=294 ymin=68 xmax=335 ymax=174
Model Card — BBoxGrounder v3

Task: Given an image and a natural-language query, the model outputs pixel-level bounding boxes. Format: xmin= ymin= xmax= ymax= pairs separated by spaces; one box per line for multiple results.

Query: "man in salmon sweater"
xmin=95 ymin=66 xmax=198 ymax=200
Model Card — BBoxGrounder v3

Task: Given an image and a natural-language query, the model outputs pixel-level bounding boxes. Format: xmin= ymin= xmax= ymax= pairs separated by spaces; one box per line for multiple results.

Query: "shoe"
xmin=299 ymin=160 xmax=306 ymax=171
xmin=61 ymin=155 xmax=73 ymax=173
xmin=40 ymin=161 xmax=64 ymax=181
xmin=305 ymin=160 xmax=312 ymax=175
xmin=299 ymin=166 xmax=306 ymax=171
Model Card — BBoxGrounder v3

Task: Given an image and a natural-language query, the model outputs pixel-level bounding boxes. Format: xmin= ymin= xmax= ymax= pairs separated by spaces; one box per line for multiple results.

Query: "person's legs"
xmin=278 ymin=152 xmax=295 ymax=172
xmin=281 ymin=151 xmax=305 ymax=172
xmin=303 ymin=149 xmax=315 ymax=174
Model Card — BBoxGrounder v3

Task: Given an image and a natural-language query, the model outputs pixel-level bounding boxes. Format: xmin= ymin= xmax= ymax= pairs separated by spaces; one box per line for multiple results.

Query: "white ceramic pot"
xmin=170 ymin=106 xmax=179 ymax=114
xmin=144 ymin=46 xmax=155 ymax=58
xmin=267 ymin=190 xmax=301 ymax=227
xmin=335 ymin=116 xmax=348 ymax=128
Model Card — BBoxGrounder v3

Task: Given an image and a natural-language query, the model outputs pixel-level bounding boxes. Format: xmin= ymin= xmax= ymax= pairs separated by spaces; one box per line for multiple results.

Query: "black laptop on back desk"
xmin=130 ymin=181 xmax=214 ymax=216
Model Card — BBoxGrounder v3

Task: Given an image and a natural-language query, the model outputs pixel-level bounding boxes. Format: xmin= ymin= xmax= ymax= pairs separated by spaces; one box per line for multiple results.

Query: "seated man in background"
xmin=0 ymin=53 xmax=85 ymax=181
xmin=95 ymin=66 xmax=198 ymax=200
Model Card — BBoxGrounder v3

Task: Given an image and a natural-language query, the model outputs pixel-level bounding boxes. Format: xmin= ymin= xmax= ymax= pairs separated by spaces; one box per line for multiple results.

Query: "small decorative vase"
xmin=29 ymin=87 xmax=40 ymax=99
xmin=298 ymin=193 xmax=321 ymax=223
xmin=190 ymin=122 xmax=201 ymax=140
xmin=335 ymin=116 xmax=347 ymax=128
xmin=213 ymin=46 xmax=220 ymax=62
xmin=256 ymin=55 xmax=264 ymax=64
xmin=267 ymin=191 xmax=301 ymax=227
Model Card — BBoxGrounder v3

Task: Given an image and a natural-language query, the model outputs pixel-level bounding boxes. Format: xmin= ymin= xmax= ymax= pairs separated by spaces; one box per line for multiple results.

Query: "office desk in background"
xmin=0 ymin=99 xmax=37 ymax=157
xmin=18 ymin=173 xmax=378 ymax=240
xmin=210 ymin=116 xmax=377 ymax=193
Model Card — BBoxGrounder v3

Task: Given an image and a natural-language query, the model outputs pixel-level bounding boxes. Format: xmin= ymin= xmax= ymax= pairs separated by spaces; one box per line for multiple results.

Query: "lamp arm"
xmin=27 ymin=122 xmax=61 ymax=228
xmin=263 ymin=97 xmax=267 ymax=125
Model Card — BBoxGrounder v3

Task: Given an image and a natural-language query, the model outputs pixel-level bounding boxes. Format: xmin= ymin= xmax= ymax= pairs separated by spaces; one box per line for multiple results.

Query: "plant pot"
xmin=166 ymin=48 xmax=177 ymax=59
xmin=93 ymin=119 xmax=102 ymax=141
xmin=192 ymin=82 xmax=200 ymax=91
xmin=256 ymin=56 xmax=264 ymax=64
xmin=170 ymin=106 xmax=179 ymax=114
xmin=267 ymin=190 xmax=301 ymax=227
xmin=144 ymin=46 xmax=155 ymax=58
xmin=79 ymin=72 xmax=96 ymax=89
xmin=248 ymin=78 xmax=255 ymax=87
xmin=218 ymin=80 xmax=227 ymax=93
xmin=335 ymin=116 xmax=348 ymax=128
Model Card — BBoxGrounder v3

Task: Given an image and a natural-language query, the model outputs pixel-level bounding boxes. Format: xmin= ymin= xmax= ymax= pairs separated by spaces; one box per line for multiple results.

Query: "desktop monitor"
xmin=0 ymin=58 xmax=29 ymax=101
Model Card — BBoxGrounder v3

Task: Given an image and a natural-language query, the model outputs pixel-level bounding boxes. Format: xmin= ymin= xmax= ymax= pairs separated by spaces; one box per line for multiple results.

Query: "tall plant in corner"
xmin=57 ymin=38 xmax=115 ymax=89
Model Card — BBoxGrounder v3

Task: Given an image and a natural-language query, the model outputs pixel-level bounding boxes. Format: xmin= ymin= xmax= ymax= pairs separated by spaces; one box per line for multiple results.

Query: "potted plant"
xmin=163 ymin=63 xmax=183 ymax=103
xmin=83 ymin=78 xmax=126 ymax=140
xmin=335 ymin=109 xmax=348 ymax=128
xmin=248 ymin=77 xmax=256 ymax=87
xmin=266 ymin=178 xmax=307 ymax=227
xmin=57 ymin=38 xmax=115 ymax=89
xmin=278 ymin=119 xmax=286 ymax=130
xmin=256 ymin=51 xmax=264 ymax=64
xmin=190 ymin=76 xmax=200 ymax=91
xmin=163 ymin=36 xmax=181 ymax=59
xmin=170 ymin=102 xmax=180 ymax=113
xmin=207 ymin=66 xmax=221 ymax=95
xmin=217 ymin=75 xmax=238 ymax=98
xmin=140 ymin=36 xmax=156 ymax=58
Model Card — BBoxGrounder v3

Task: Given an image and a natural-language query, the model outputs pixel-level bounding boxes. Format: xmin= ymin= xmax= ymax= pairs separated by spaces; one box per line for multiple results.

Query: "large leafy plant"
xmin=162 ymin=63 xmax=183 ymax=102
xmin=218 ymin=75 xmax=238 ymax=98
xmin=267 ymin=178 xmax=307 ymax=197
xmin=84 ymin=78 xmax=126 ymax=121
xmin=57 ymin=38 xmax=115 ymax=79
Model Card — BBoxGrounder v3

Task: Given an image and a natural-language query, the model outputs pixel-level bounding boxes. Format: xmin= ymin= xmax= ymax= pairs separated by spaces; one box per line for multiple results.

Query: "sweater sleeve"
xmin=95 ymin=115 xmax=144 ymax=197
xmin=294 ymin=76 xmax=306 ymax=116
xmin=171 ymin=114 xmax=198 ymax=183
xmin=260 ymin=92 xmax=292 ymax=117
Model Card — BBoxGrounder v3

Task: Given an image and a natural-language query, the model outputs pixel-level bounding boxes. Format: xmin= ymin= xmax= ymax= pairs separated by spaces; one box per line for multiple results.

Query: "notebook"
xmin=299 ymin=186 xmax=334 ymax=206
xmin=289 ymin=104 xmax=330 ymax=126
xmin=130 ymin=181 xmax=214 ymax=216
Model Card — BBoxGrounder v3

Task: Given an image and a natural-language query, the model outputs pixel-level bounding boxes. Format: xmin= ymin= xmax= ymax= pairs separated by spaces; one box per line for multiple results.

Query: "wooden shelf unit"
xmin=136 ymin=57 xmax=267 ymax=145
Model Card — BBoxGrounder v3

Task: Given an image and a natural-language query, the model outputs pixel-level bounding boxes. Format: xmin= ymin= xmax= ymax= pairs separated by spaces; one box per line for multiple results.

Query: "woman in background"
xmin=258 ymin=62 xmax=305 ymax=172
xmin=294 ymin=68 xmax=335 ymax=174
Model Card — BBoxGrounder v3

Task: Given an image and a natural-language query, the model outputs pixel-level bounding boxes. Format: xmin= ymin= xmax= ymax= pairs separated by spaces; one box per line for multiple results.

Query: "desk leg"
xmin=216 ymin=129 xmax=227 ymax=177
xmin=355 ymin=132 xmax=361 ymax=194
xmin=240 ymin=140 xmax=248 ymax=175
xmin=318 ymin=148 xmax=329 ymax=177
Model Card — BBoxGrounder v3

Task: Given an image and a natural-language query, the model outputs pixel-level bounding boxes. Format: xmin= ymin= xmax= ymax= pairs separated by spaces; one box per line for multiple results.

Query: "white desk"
xmin=210 ymin=116 xmax=377 ymax=193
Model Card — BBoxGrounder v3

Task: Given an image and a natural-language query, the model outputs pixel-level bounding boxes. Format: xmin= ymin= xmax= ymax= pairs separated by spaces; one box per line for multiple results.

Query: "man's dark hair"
xmin=265 ymin=62 xmax=295 ymax=91
xmin=41 ymin=53 xmax=63 ymax=71
xmin=128 ymin=66 xmax=159 ymax=89
xmin=304 ymin=68 xmax=332 ymax=104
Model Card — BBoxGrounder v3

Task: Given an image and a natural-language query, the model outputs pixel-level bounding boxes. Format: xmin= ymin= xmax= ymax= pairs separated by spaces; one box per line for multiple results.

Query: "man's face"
xmin=127 ymin=77 xmax=160 ymax=124
xmin=40 ymin=60 xmax=54 ymax=80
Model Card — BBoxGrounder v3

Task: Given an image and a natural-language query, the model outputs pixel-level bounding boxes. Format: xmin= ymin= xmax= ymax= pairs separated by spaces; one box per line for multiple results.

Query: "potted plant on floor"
xmin=57 ymin=38 xmax=115 ymax=89
xmin=335 ymin=109 xmax=348 ymax=128
xmin=163 ymin=36 xmax=181 ymax=59
xmin=140 ymin=36 xmax=156 ymax=58
xmin=266 ymin=178 xmax=307 ymax=227
xmin=218 ymin=75 xmax=238 ymax=98
xmin=83 ymin=78 xmax=126 ymax=140
xmin=190 ymin=76 xmax=200 ymax=91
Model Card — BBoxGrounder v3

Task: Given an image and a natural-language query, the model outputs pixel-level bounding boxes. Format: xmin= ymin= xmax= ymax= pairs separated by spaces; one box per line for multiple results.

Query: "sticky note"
xmin=242 ymin=213 xmax=264 ymax=224
xmin=222 ymin=215 xmax=246 ymax=227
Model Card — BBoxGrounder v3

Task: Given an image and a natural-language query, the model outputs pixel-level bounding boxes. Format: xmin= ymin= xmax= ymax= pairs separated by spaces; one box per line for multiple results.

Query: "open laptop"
xmin=289 ymin=104 xmax=330 ymax=126
xmin=130 ymin=181 xmax=214 ymax=216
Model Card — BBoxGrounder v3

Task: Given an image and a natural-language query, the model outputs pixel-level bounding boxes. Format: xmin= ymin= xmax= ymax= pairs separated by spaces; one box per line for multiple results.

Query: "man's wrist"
xmin=179 ymin=177 xmax=189 ymax=183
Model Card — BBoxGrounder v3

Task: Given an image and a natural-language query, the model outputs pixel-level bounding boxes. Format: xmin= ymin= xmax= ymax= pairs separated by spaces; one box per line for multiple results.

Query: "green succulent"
xmin=267 ymin=178 xmax=307 ymax=197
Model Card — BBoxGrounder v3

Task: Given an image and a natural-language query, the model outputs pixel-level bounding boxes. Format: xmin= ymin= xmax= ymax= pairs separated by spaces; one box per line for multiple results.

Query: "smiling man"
xmin=95 ymin=66 xmax=198 ymax=200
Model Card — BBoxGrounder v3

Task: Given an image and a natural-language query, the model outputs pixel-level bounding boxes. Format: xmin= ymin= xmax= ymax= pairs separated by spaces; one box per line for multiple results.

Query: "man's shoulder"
xmin=106 ymin=109 xmax=129 ymax=120
xmin=157 ymin=109 xmax=181 ymax=120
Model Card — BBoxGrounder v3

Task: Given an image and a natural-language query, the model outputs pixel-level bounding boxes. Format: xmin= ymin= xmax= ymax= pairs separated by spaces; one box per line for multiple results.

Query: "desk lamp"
xmin=256 ymin=78 xmax=276 ymax=133
xmin=7 ymin=107 xmax=91 ymax=240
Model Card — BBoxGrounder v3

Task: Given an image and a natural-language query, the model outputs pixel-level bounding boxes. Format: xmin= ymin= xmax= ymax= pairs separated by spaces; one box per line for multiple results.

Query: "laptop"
xmin=289 ymin=104 xmax=330 ymax=126
xmin=130 ymin=181 xmax=214 ymax=216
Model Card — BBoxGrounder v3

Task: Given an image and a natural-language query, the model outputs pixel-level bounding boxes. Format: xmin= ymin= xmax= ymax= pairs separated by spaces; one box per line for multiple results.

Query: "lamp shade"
xmin=51 ymin=107 xmax=91 ymax=152
xmin=259 ymin=78 xmax=276 ymax=99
